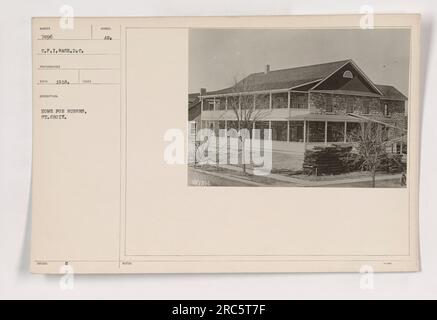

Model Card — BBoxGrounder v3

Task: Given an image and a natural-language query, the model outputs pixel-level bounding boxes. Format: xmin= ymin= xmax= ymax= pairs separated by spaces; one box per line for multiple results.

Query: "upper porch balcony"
xmin=200 ymin=91 xmax=310 ymax=121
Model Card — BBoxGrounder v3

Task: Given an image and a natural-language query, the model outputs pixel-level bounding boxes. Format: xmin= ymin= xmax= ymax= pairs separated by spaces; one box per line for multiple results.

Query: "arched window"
xmin=343 ymin=70 xmax=353 ymax=79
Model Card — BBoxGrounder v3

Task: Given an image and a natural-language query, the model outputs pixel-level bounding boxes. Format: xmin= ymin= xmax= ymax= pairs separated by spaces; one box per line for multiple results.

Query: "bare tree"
xmin=227 ymin=77 xmax=270 ymax=174
xmin=351 ymin=122 xmax=389 ymax=188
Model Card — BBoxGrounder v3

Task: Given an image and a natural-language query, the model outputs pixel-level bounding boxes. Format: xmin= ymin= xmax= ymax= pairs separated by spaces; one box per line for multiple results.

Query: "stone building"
xmin=189 ymin=59 xmax=408 ymax=167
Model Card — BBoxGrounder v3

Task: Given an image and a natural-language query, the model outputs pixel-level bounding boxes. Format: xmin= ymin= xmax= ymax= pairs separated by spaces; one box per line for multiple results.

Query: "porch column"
xmin=213 ymin=97 xmax=216 ymax=111
xmin=238 ymin=95 xmax=241 ymax=112
xmin=225 ymin=96 xmax=228 ymax=110
xmin=288 ymin=91 xmax=291 ymax=109
xmin=324 ymin=121 xmax=328 ymax=145
xmin=400 ymin=142 xmax=403 ymax=154
xmin=269 ymin=92 xmax=272 ymax=109
xmin=287 ymin=121 xmax=290 ymax=142
xmin=303 ymin=120 xmax=307 ymax=143
xmin=201 ymin=98 xmax=204 ymax=111
xmin=344 ymin=121 xmax=347 ymax=142
xmin=307 ymin=92 xmax=311 ymax=109
xmin=253 ymin=94 xmax=256 ymax=110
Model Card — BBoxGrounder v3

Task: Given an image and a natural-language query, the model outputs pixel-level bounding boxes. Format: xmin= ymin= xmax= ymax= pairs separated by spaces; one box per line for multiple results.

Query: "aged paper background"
xmin=31 ymin=15 xmax=420 ymax=273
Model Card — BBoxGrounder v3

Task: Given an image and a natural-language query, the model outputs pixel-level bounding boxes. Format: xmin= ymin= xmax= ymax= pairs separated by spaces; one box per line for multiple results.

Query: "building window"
xmin=298 ymin=95 xmax=306 ymax=109
xmin=289 ymin=121 xmax=304 ymax=142
xmin=217 ymin=121 xmax=226 ymax=137
xmin=327 ymin=122 xmax=345 ymax=142
xmin=343 ymin=70 xmax=353 ymax=79
xmin=384 ymin=104 xmax=390 ymax=116
xmin=227 ymin=96 xmax=239 ymax=111
xmin=218 ymin=97 xmax=226 ymax=110
xmin=201 ymin=120 xmax=216 ymax=132
xmin=254 ymin=94 xmax=270 ymax=109
xmin=189 ymin=121 xmax=197 ymax=135
xmin=271 ymin=121 xmax=288 ymax=141
xmin=325 ymin=96 xmax=333 ymax=113
xmin=227 ymin=120 xmax=239 ymax=131
xmin=240 ymin=94 xmax=254 ymax=110
xmin=346 ymin=122 xmax=361 ymax=141
xmin=254 ymin=121 xmax=270 ymax=139
xmin=291 ymin=93 xmax=307 ymax=109
xmin=346 ymin=97 xmax=354 ymax=113
xmin=202 ymin=98 xmax=215 ymax=111
xmin=272 ymin=92 xmax=288 ymax=109
xmin=212 ymin=121 xmax=220 ymax=136
xmin=363 ymin=100 xmax=370 ymax=114
xmin=307 ymin=121 xmax=325 ymax=143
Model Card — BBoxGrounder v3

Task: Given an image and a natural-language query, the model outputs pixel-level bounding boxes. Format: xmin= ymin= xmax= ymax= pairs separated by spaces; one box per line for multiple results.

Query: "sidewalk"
xmin=218 ymin=164 xmax=402 ymax=187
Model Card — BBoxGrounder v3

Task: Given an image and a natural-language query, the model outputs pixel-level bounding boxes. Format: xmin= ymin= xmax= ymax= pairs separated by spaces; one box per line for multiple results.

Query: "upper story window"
xmin=202 ymin=98 xmax=215 ymax=111
xmin=254 ymin=93 xmax=270 ymax=109
xmin=217 ymin=97 xmax=226 ymax=110
xmin=325 ymin=95 xmax=333 ymax=113
xmin=227 ymin=96 xmax=239 ymax=111
xmin=384 ymin=104 xmax=390 ymax=116
xmin=241 ymin=94 xmax=255 ymax=110
xmin=297 ymin=95 xmax=307 ymax=109
xmin=290 ymin=93 xmax=307 ymax=109
xmin=363 ymin=100 xmax=370 ymax=114
xmin=343 ymin=70 xmax=353 ymax=79
xmin=272 ymin=92 xmax=288 ymax=109
xmin=346 ymin=97 xmax=354 ymax=113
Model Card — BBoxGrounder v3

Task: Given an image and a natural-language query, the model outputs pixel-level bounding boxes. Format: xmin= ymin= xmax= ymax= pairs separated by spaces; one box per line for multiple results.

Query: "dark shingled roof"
xmin=188 ymin=93 xmax=200 ymax=110
xmin=375 ymin=84 xmax=407 ymax=101
xmin=206 ymin=60 xmax=350 ymax=95
xmin=199 ymin=59 xmax=407 ymax=101
xmin=188 ymin=93 xmax=199 ymax=103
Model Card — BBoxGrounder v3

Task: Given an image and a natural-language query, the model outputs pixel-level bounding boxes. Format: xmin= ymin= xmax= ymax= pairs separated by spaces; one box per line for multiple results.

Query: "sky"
xmin=189 ymin=28 xmax=410 ymax=96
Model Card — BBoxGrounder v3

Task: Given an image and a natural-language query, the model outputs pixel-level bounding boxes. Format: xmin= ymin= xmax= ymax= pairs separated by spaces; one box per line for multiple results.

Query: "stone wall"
xmin=309 ymin=92 xmax=381 ymax=115
xmin=381 ymin=99 xmax=406 ymax=129
xmin=309 ymin=92 xmax=407 ymax=131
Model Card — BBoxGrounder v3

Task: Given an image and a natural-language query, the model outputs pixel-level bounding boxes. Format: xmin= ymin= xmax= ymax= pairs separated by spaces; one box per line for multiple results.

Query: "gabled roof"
xmin=206 ymin=60 xmax=350 ymax=95
xmin=201 ymin=59 xmax=407 ymax=101
xmin=375 ymin=84 xmax=408 ymax=101
xmin=310 ymin=59 xmax=383 ymax=96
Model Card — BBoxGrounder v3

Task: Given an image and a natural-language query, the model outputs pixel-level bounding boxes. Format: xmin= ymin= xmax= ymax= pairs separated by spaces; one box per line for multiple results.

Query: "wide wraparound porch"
xmin=201 ymin=114 xmax=363 ymax=145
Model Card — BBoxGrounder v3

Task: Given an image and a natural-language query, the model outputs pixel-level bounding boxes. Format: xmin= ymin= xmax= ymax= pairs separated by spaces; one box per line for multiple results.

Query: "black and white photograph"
xmin=0 ymin=0 xmax=432 ymax=300
xmin=188 ymin=28 xmax=410 ymax=187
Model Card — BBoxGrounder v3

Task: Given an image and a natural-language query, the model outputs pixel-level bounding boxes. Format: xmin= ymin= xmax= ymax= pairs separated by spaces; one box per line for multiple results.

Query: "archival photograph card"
xmin=31 ymin=15 xmax=420 ymax=273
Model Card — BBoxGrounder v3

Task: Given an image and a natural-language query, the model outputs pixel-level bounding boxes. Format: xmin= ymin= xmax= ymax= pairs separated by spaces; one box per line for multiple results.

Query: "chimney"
xmin=200 ymin=88 xmax=207 ymax=96
xmin=265 ymin=64 xmax=270 ymax=74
